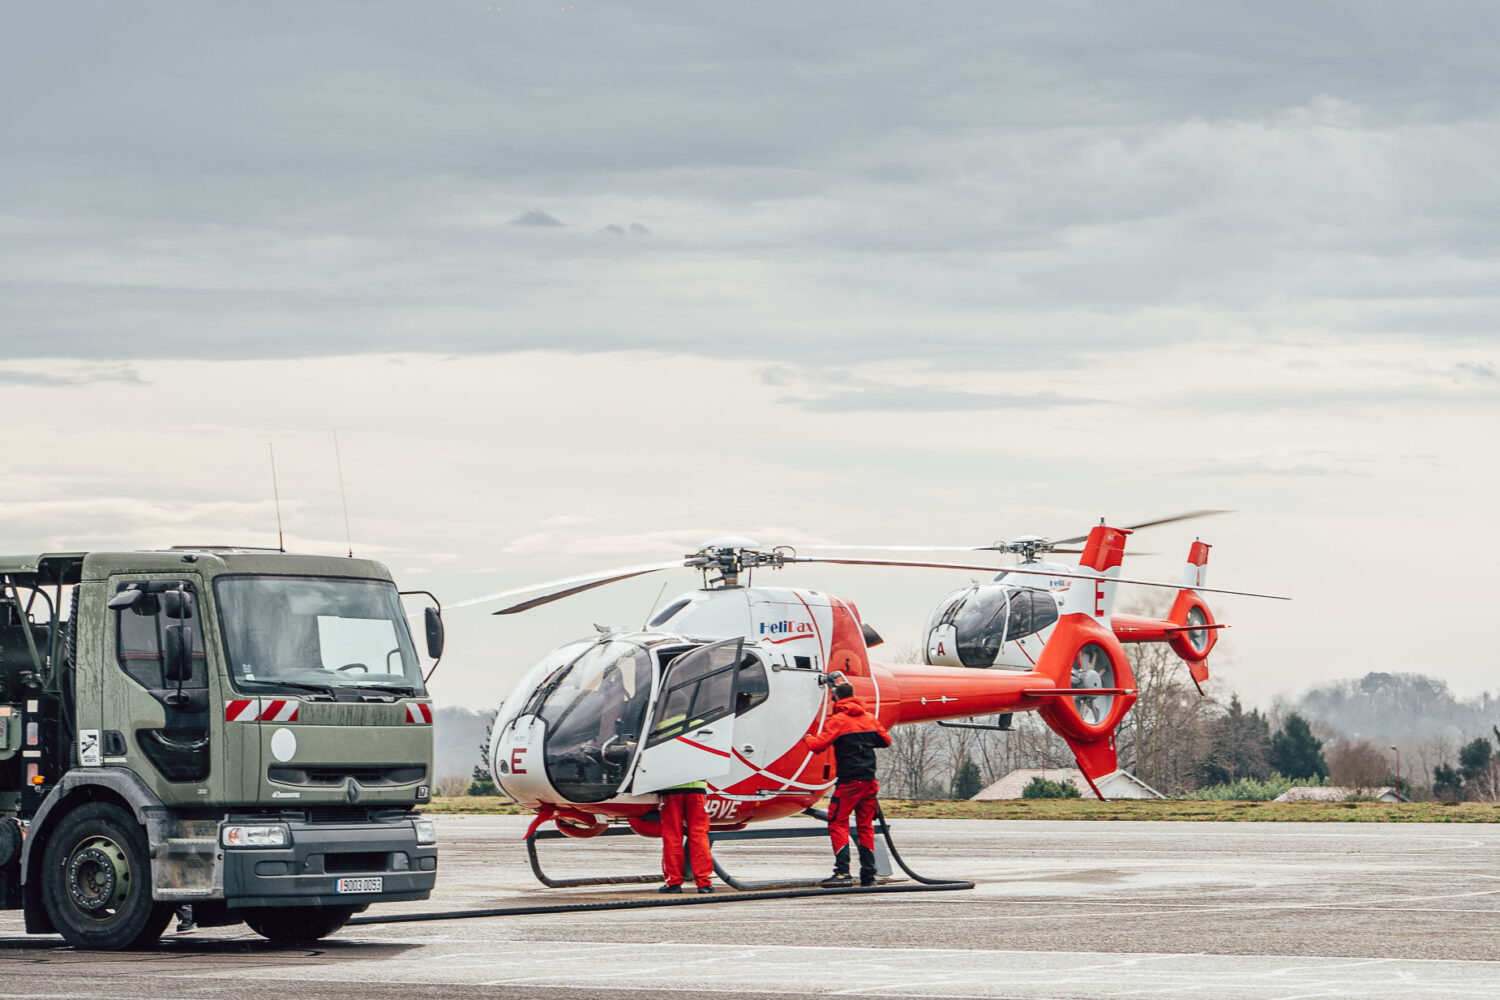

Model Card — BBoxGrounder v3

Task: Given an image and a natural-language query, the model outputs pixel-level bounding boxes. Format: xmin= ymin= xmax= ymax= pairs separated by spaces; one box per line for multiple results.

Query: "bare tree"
xmin=1115 ymin=639 xmax=1218 ymax=795
xmin=880 ymin=722 xmax=944 ymax=798
xmin=1327 ymin=739 xmax=1394 ymax=788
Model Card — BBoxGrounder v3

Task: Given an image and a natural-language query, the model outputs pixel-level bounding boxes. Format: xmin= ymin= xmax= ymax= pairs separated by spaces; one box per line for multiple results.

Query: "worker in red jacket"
xmin=801 ymin=680 xmax=892 ymax=887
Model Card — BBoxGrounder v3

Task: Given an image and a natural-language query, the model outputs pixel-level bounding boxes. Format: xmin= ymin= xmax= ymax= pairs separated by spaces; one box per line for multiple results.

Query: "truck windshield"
xmin=215 ymin=576 xmax=425 ymax=696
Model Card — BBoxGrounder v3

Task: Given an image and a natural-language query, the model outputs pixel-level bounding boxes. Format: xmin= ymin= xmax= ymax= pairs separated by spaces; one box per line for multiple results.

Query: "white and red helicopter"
xmin=479 ymin=514 xmax=1284 ymax=839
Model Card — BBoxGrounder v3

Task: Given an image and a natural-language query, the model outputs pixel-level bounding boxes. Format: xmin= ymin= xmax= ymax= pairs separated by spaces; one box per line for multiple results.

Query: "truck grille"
xmin=268 ymin=765 xmax=425 ymax=787
xmin=324 ymin=852 xmax=389 ymax=873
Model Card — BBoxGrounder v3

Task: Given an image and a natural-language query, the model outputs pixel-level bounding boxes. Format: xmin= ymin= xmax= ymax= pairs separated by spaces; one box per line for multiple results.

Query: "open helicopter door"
xmin=628 ymin=638 xmax=743 ymax=795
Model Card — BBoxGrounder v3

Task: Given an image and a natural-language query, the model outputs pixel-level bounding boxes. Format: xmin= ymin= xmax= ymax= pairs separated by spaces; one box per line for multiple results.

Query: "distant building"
xmin=1274 ymin=786 xmax=1407 ymax=803
xmin=972 ymin=768 xmax=1164 ymax=801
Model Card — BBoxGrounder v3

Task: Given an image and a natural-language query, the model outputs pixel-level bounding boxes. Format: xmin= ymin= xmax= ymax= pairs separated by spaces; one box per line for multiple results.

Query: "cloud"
xmin=798 ymin=386 xmax=1090 ymax=413
xmin=511 ymin=209 xmax=564 ymax=227
xmin=3 ymin=3 xmax=1500 ymax=372
xmin=0 ymin=365 xmax=145 ymax=387
xmin=760 ymin=365 xmax=1099 ymax=413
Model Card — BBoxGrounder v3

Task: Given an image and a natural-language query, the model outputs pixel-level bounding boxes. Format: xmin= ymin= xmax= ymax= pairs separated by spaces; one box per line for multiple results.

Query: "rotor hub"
xmin=684 ymin=541 xmax=793 ymax=588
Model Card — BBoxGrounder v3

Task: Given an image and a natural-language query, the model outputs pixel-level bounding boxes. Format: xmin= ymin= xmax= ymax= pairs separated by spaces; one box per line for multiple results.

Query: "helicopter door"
xmin=628 ymin=638 xmax=743 ymax=795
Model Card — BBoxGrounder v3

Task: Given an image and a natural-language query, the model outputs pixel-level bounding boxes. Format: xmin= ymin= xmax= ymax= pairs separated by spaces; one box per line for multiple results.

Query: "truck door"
xmin=628 ymin=638 xmax=742 ymax=795
xmin=106 ymin=577 xmax=218 ymax=800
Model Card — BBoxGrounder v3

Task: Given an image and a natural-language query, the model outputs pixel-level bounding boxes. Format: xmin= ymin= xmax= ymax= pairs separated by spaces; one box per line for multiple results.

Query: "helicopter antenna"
xmin=333 ymin=430 xmax=354 ymax=558
xmin=268 ymin=442 xmax=285 ymax=553
xmin=642 ymin=580 xmax=669 ymax=629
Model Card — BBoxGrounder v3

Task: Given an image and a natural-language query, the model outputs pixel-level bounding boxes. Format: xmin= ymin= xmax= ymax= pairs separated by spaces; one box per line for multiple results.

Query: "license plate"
xmin=335 ymin=877 xmax=383 ymax=894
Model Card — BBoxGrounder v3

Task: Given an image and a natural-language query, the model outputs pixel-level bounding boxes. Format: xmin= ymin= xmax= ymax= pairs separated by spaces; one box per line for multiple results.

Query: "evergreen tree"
xmin=468 ymin=719 xmax=499 ymax=796
xmin=1199 ymin=696 xmax=1273 ymax=786
xmin=1269 ymin=713 xmax=1329 ymax=780
xmin=1432 ymin=763 xmax=1463 ymax=801
xmin=952 ymin=756 xmax=983 ymax=800
xmin=1021 ymin=776 xmax=1081 ymax=799
xmin=1458 ymin=736 xmax=1494 ymax=799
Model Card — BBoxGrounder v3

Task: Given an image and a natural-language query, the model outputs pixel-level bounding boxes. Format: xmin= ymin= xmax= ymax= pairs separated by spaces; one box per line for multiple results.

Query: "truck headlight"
xmin=413 ymin=818 xmax=437 ymax=845
xmin=221 ymin=824 xmax=290 ymax=848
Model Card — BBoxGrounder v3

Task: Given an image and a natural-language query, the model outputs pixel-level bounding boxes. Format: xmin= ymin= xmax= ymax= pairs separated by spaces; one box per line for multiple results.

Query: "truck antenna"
xmin=333 ymin=430 xmax=354 ymax=558
xmin=268 ymin=442 xmax=285 ymax=552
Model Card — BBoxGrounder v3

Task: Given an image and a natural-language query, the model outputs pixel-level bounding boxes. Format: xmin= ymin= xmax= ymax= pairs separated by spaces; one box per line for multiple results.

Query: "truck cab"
xmin=0 ymin=548 xmax=443 ymax=949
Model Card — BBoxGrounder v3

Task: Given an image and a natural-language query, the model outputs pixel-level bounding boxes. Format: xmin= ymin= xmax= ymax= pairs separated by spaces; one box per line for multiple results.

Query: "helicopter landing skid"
xmin=523 ymin=806 xmax=969 ymax=892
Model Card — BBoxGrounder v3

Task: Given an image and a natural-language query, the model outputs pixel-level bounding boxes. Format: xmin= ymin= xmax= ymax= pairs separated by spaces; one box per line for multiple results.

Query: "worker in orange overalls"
xmin=801 ymin=680 xmax=891 ymax=887
xmin=653 ymin=704 xmax=715 ymax=894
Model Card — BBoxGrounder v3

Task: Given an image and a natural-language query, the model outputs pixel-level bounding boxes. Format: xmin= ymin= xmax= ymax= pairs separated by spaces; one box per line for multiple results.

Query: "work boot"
xmin=696 ymin=884 xmax=715 ymax=894
xmin=820 ymin=872 xmax=855 ymax=888
xmin=658 ymin=883 xmax=682 ymax=894
xmin=859 ymin=872 xmax=877 ymax=887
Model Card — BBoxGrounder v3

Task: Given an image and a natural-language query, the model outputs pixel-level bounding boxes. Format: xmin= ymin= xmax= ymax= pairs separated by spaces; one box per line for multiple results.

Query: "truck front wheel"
xmin=41 ymin=803 xmax=173 ymax=950
xmin=241 ymin=905 xmax=357 ymax=943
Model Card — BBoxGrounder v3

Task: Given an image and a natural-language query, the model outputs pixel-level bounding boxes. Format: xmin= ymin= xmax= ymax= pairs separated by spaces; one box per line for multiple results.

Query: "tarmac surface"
xmin=2 ymin=814 xmax=1498 ymax=999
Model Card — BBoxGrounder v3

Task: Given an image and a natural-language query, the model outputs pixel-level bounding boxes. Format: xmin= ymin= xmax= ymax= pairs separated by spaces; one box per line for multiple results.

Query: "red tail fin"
xmin=1166 ymin=541 xmax=1216 ymax=692
xmin=1062 ymin=733 xmax=1118 ymax=799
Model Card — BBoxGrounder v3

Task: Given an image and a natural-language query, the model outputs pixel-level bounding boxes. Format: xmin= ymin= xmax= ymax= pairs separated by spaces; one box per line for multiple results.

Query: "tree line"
xmin=876 ymin=641 xmax=1500 ymax=801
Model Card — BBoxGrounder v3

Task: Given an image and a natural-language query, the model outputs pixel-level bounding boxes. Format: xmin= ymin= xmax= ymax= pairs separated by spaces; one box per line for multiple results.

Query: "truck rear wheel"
xmin=241 ymin=905 xmax=356 ymax=943
xmin=41 ymin=802 xmax=173 ymax=950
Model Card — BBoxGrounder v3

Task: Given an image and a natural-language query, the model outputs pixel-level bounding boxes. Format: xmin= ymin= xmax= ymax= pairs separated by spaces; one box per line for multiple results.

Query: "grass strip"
xmin=425 ymin=796 xmax=1500 ymax=822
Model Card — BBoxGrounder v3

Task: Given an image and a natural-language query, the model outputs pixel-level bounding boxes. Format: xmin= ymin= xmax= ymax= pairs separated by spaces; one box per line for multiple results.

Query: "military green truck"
xmin=0 ymin=548 xmax=443 ymax=949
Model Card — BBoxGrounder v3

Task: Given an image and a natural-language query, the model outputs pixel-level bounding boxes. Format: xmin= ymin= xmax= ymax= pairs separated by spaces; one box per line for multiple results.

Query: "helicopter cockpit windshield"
xmin=947 ymin=586 xmax=1060 ymax=667
xmin=534 ymin=639 xmax=653 ymax=802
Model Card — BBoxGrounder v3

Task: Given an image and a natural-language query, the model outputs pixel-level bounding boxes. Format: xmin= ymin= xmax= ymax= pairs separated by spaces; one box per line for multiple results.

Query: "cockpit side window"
xmin=1018 ymin=589 xmax=1058 ymax=637
xmin=734 ymin=654 xmax=768 ymax=716
xmin=648 ymin=641 xmax=741 ymax=746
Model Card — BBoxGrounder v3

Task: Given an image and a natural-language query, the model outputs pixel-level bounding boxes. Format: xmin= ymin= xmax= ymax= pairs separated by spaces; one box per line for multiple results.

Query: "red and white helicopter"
xmin=480 ymin=514 xmax=1284 ymax=838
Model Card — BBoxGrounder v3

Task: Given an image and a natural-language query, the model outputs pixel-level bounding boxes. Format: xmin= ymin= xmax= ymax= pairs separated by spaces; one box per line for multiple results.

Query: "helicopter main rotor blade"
xmin=804 ymin=545 xmax=1122 ymax=556
xmin=445 ymin=561 xmax=683 ymax=615
xmin=784 ymin=555 xmax=1289 ymax=601
xmin=492 ymin=568 xmax=675 ymax=615
xmin=801 ymin=545 xmax=988 ymax=552
xmin=1051 ymin=509 xmax=1229 ymax=546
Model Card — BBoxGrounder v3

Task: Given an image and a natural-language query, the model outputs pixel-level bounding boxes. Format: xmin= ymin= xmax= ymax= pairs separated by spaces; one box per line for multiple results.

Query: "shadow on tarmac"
xmin=0 ymin=933 xmax=420 ymax=963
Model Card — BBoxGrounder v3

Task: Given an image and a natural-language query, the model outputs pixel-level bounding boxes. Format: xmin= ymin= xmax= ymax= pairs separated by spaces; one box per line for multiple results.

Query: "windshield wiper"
xmin=341 ymin=682 xmax=419 ymax=696
xmin=236 ymin=678 xmax=338 ymax=699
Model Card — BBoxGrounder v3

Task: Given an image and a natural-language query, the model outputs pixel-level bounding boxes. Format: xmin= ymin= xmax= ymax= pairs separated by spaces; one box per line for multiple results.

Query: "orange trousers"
xmin=659 ymin=791 xmax=712 ymax=887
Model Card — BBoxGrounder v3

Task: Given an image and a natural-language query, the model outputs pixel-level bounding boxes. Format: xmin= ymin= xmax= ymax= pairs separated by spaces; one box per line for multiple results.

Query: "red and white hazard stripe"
xmin=405 ymin=702 xmax=433 ymax=724
xmin=224 ymin=699 xmax=300 ymax=723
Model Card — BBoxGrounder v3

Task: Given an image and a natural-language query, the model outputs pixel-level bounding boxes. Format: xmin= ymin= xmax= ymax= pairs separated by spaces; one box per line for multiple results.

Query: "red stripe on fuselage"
xmin=792 ymin=591 xmax=826 ymax=663
xmin=678 ymin=735 xmax=731 ymax=758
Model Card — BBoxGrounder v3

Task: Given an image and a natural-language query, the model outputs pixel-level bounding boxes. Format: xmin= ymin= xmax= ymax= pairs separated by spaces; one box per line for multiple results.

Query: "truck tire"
xmin=40 ymin=802 xmax=174 ymax=950
xmin=241 ymin=905 xmax=356 ymax=943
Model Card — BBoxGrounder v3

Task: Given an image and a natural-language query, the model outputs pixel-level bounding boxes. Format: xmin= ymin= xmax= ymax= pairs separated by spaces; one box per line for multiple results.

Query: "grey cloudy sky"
xmin=2 ymin=2 xmax=1497 ymax=711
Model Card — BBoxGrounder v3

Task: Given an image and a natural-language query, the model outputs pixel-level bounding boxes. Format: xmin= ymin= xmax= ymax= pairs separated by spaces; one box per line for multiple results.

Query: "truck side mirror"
xmin=424 ymin=607 xmax=445 ymax=660
xmin=160 ymin=591 xmax=193 ymax=620
xmin=108 ymin=589 xmax=143 ymax=611
xmin=163 ymin=624 xmax=193 ymax=682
